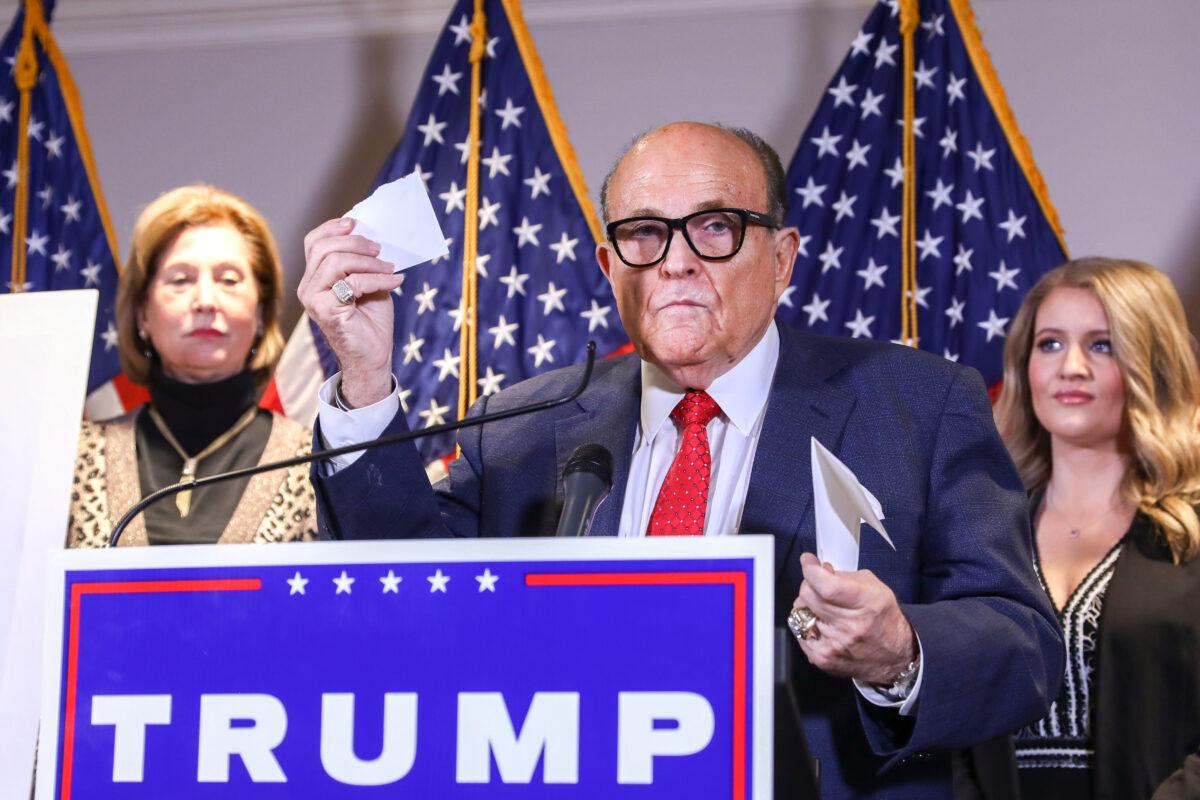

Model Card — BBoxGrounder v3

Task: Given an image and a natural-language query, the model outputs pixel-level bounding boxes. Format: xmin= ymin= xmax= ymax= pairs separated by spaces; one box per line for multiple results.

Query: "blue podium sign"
xmin=37 ymin=537 xmax=773 ymax=799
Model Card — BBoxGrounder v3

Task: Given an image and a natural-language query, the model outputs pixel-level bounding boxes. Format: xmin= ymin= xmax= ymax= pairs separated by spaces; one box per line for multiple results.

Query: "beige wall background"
xmin=16 ymin=0 xmax=1200 ymax=336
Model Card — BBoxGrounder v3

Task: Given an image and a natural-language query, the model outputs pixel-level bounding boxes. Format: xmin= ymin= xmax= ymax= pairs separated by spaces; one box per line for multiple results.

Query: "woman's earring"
xmin=138 ymin=329 xmax=152 ymax=358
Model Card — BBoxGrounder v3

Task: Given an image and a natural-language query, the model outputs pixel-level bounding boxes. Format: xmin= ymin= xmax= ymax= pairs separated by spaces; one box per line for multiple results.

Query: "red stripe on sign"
xmin=59 ymin=578 xmax=261 ymax=800
xmin=526 ymin=570 xmax=749 ymax=800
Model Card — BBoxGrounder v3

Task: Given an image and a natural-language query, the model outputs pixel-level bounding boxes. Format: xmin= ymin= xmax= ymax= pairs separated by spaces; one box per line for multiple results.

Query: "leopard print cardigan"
xmin=67 ymin=408 xmax=317 ymax=547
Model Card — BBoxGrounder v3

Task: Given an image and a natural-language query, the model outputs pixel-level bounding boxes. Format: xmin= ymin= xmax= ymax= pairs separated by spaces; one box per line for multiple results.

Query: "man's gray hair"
xmin=598 ymin=123 xmax=788 ymax=226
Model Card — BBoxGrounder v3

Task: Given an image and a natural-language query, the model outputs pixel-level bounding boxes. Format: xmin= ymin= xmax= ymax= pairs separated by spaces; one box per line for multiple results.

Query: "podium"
xmin=37 ymin=536 xmax=779 ymax=798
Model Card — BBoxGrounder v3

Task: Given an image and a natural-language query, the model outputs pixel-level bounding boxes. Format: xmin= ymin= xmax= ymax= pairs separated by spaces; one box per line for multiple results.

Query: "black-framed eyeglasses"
xmin=605 ymin=207 xmax=780 ymax=268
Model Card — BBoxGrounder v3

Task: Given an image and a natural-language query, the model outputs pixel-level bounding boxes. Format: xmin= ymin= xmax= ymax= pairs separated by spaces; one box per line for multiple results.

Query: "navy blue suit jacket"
xmin=314 ymin=324 xmax=1063 ymax=799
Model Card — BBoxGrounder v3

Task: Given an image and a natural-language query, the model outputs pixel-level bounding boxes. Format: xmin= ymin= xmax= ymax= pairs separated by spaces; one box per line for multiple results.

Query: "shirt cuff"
xmin=853 ymin=632 xmax=924 ymax=717
xmin=316 ymin=372 xmax=400 ymax=476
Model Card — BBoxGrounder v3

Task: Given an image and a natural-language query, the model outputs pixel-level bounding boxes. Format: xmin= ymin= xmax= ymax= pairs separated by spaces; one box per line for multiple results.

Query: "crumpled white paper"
xmin=345 ymin=170 xmax=449 ymax=272
xmin=810 ymin=437 xmax=894 ymax=571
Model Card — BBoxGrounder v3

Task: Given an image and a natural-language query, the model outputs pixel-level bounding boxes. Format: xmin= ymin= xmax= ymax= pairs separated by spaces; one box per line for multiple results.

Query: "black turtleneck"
xmin=135 ymin=365 xmax=272 ymax=544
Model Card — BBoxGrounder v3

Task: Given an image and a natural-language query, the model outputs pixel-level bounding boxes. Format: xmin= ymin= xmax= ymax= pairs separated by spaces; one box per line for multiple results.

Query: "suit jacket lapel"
xmin=742 ymin=326 xmax=857 ymax=582
xmin=553 ymin=355 xmax=641 ymax=537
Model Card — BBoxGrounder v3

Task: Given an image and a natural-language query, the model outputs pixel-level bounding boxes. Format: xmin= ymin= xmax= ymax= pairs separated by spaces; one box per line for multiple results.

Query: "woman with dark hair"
xmin=960 ymin=257 xmax=1200 ymax=799
xmin=67 ymin=184 xmax=316 ymax=546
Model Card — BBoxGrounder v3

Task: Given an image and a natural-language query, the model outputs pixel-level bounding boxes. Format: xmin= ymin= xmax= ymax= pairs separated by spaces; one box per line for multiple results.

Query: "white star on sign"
xmin=832 ymin=191 xmax=857 ymax=222
xmin=419 ymin=397 xmax=450 ymax=428
xmin=978 ymin=309 xmax=1010 ymax=342
xmin=499 ymin=266 xmax=530 ymax=298
xmin=925 ymin=178 xmax=954 ymax=210
xmin=477 ymin=367 xmax=505 ymax=397
xmin=549 ymin=231 xmax=578 ymax=264
xmin=524 ymin=166 xmax=552 ymax=199
xmin=947 ymin=73 xmax=967 ymax=105
xmin=850 ymin=30 xmax=874 ymax=56
xmin=380 ymin=570 xmax=402 ymax=593
xmin=917 ymin=229 xmax=944 ymax=262
xmin=51 ymin=244 xmax=72 ymax=271
xmin=512 ymin=216 xmax=543 ymax=247
xmin=998 ymin=210 xmax=1027 ymax=242
xmin=449 ymin=13 xmax=472 ymax=44
xmin=945 ymin=297 xmax=966 ymax=327
xmin=415 ymin=282 xmax=438 ymax=314
xmin=884 ymin=157 xmax=905 ymax=188
xmin=875 ymin=39 xmax=899 ymax=68
xmin=287 ymin=571 xmax=309 ymax=595
xmin=870 ymin=207 xmax=901 ymax=239
xmin=859 ymin=88 xmax=885 ymax=120
xmin=537 ymin=282 xmax=567 ymax=315
xmin=81 ymin=260 xmax=103 ymax=287
xmin=845 ymin=139 xmax=871 ymax=171
xmin=402 ymin=332 xmax=425 ymax=364
xmin=527 ymin=334 xmax=556 ymax=367
xmin=432 ymin=62 xmax=462 ymax=95
xmin=476 ymin=568 xmax=499 ymax=592
xmin=478 ymin=196 xmax=501 ymax=229
xmin=100 ymin=321 xmax=119 ymax=351
xmin=488 ymin=315 xmax=518 ymax=348
xmin=482 ymin=146 xmax=513 ymax=179
xmin=953 ymin=244 xmax=974 ymax=275
xmin=967 ymin=141 xmax=996 ymax=172
xmin=433 ymin=348 xmax=461 ymax=381
xmin=494 ymin=98 xmax=525 ymax=129
xmin=802 ymin=292 xmax=830 ymax=325
xmin=333 ymin=570 xmax=355 ymax=594
xmin=60 ymin=195 xmax=81 ymax=223
xmin=794 ymin=177 xmax=826 ymax=208
xmin=857 ymin=258 xmax=888 ymax=290
xmin=845 ymin=309 xmax=875 ymax=338
xmin=989 ymin=260 xmax=1021 ymax=292
xmin=440 ymin=181 xmax=466 ymax=214
xmin=417 ymin=113 xmax=447 ymax=146
xmin=956 ymin=190 xmax=985 ymax=224
xmin=580 ymin=300 xmax=611 ymax=332
xmin=914 ymin=59 xmax=938 ymax=90
xmin=810 ymin=126 xmax=842 ymax=158
xmin=428 ymin=568 xmax=451 ymax=593
xmin=818 ymin=241 xmax=844 ymax=273
xmin=827 ymin=76 xmax=857 ymax=107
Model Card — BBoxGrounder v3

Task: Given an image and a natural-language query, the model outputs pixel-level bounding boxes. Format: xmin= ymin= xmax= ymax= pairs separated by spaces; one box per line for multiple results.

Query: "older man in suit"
xmin=298 ymin=122 xmax=1062 ymax=799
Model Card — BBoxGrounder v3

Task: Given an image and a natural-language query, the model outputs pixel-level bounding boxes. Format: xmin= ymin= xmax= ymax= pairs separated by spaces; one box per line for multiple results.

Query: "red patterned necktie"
xmin=647 ymin=390 xmax=723 ymax=536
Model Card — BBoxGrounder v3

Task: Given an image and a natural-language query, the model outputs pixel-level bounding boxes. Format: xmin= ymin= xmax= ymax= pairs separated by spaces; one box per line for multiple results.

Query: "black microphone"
xmin=555 ymin=444 xmax=613 ymax=537
xmin=108 ymin=342 xmax=599 ymax=546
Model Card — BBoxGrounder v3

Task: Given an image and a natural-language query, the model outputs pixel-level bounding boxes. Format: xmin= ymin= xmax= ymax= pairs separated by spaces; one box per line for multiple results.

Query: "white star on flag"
xmin=548 ymin=232 xmax=578 ymax=263
xmin=845 ymin=309 xmax=875 ymax=338
xmin=527 ymin=334 xmax=556 ymax=367
xmin=580 ymin=300 xmax=611 ymax=332
xmin=977 ymin=309 xmax=1010 ymax=342
xmin=523 ymin=166 xmax=552 ymax=199
xmin=802 ymin=293 xmax=830 ymax=325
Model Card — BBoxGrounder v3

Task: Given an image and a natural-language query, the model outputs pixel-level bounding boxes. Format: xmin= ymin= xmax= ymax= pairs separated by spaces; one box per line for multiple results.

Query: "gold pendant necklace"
xmin=146 ymin=405 xmax=259 ymax=518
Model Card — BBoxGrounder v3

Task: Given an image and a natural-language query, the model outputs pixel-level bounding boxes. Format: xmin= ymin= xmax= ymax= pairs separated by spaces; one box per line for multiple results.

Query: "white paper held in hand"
xmin=345 ymin=170 xmax=449 ymax=272
xmin=810 ymin=437 xmax=894 ymax=572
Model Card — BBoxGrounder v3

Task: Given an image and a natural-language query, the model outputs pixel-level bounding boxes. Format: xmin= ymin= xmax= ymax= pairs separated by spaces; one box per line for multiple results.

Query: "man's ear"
xmin=772 ymin=226 xmax=800 ymax=296
xmin=596 ymin=242 xmax=617 ymax=286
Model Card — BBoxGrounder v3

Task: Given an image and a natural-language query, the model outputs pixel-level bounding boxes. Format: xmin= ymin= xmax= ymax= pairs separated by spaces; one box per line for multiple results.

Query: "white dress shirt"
xmin=315 ymin=320 xmax=920 ymax=712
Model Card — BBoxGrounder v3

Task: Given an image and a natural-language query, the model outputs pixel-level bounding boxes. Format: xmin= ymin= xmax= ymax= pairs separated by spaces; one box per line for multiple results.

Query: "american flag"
xmin=777 ymin=0 xmax=1067 ymax=387
xmin=281 ymin=0 xmax=627 ymax=465
xmin=0 ymin=0 xmax=122 ymax=400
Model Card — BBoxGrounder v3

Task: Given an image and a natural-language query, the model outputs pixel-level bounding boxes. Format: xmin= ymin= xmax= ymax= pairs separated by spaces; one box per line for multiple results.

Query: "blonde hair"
xmin=115 ymin=184 xmax=285 ymax=390
xmin=995 ymin=257 xmax=1200 ymax=563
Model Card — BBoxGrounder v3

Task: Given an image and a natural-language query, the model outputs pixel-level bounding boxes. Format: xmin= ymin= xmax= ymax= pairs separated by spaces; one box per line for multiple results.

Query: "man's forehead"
xmin=610 ymin=127 xmax=765 ymax=212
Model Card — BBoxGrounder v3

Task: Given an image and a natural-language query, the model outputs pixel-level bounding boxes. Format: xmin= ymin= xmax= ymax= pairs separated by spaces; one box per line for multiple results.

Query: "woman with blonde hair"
xmin=962 ymin=257 xmax=1200 ymax=799
xmin=67 ymin=184 xmax=316 ymax=546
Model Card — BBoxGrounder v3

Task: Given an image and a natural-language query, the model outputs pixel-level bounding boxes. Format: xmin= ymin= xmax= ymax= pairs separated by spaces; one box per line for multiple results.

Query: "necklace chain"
xmin=146 ymin=405 xmax=259 ymax=518
xmin=1044 ymin=485 xmax=1129 ymax=539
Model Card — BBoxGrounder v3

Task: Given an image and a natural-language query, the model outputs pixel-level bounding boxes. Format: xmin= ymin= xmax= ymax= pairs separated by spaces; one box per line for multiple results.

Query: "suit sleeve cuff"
xmin=853 ymin=631 xmax=924 ymax=717
xmin=316 ymin=372 xmax=400 ymax=475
